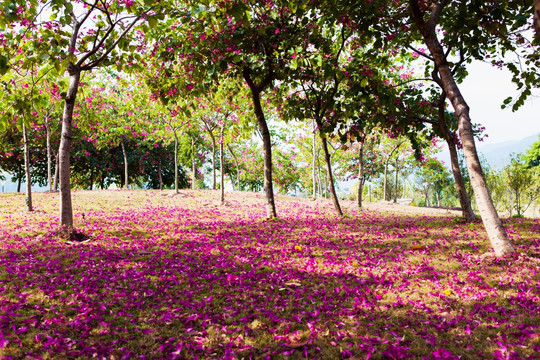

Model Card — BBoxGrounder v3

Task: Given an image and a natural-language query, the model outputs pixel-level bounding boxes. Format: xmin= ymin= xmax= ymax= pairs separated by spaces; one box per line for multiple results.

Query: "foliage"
xmin=502 ymin=155 xmax=540 ymax=217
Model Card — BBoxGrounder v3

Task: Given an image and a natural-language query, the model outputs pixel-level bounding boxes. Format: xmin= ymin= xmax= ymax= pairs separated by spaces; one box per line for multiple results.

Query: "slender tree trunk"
xmin=22 ymin=123 xmax=33 ymax=212
xmin=437 ymin=93 xmax=475 ymax=221
xmin=17 ymin=174 xmax=21 ymax=193
xmin=89 ymin=168 xmax=93 ymax=191
xmin=312 ymin=120 xmax=317 ymax=198
xmin=59 ymin=70 xmax=81 ymax=229
xmin=383 ymin=159 xmax=389 ymax=202
xmin=535 ymin=0 xmax=540 ymax=38
xmin=121 ymin=139 xmax=128 ymax=189
xmin=191 ymin=137 xmax=196 ymax=190
xmin=45 ymin=117 xmax=52 ymax=191
xmin=53 ymin=153 xmax=59 ymax=191
xmin=409 ymin=0 xmax=514 ymax=256
xmin=174 ymin=132 xmax=179 ymax=194
xmin=316 ymin=154 xmax=323 ymax=197
xmin=158 ymin=158 xmax=163 ymax=191
xmin=246 ymin=86 xmax=277 ymax=218
xmin=227 ymin=144 xmax=240 ymax=191
xmin=318 ymin=128 xmax=343 ymax=216
xmin=394 ymin=158 xmax=399 ymax=203
xmin=209 ymin=131 xmax=217 ymax=190
xmin=220 ymin=125 xmax=225 ymax=203
xmin=357 ymin=141 xmax=364 ymax=208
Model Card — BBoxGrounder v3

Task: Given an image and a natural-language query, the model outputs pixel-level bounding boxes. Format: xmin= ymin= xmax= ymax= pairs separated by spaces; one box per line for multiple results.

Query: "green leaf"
xmin=148 ymin=16 xmax=157 ymax=29
xmin=360 ymin=78 xmax=368 ymax=87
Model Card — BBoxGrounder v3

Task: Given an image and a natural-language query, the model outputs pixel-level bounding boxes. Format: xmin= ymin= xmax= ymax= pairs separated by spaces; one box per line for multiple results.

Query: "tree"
xmin=1 ymin=0 xmax=168 ymax=231
xmin=523 ymin=134 xmax=540 ymax=168
xmin=403 ymin=0 xmax=532 ymax=256
xmin=503 ymin=155 xmax=540 ymax=217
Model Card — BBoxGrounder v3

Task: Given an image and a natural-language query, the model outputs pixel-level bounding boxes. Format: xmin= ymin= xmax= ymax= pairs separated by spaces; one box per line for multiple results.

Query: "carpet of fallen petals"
xmin=0 ymin=190 xmax=539 ymax=359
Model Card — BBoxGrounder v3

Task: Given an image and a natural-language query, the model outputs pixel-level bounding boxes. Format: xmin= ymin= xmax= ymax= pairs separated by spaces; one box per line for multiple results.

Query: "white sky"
xmin=459 ymin=60 xmax=539 ymax=145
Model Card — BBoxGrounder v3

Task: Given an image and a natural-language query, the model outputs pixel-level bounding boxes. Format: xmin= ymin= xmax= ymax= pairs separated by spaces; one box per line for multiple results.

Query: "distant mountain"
xmin=436 ymin=132 xmax=540 ymax=170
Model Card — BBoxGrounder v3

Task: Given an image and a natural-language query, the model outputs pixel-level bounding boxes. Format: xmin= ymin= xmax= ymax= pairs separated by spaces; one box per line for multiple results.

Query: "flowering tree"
xmin=1 ymin=0 xmax=168 ymax=232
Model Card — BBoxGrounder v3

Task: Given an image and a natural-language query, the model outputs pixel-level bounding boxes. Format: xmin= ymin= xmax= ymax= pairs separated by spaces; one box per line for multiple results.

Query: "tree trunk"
xmin=209 ymin=131 xmax=217 ymax=190
xmin=227 ymin=144 xmax=240 ymax=191
xmin=17 ymin=170 xmax=21 ymax=193
xmin=45 ymin=117 xmax=52 ymax=191
xmin=409 ymin=0 xmax=514 ymax=256
xmin=220 ymin=124 xmax=225 ymax=203
xmin=357 ymin=141 xmax=364 ymax=208
xmin=246 ymin=86 xmax=277 ymax=218
xmin=394 ymin=158 xmax=399 ymax=203
xmin=191 ymin=137 xmax=196 ymax=190
xmin=437 ymin=93 xmax=475 ymax=221
xmin=158 ymin=158 xmax=163 ymax=191
xmin=174 ymin=132 xmax=179 ymax=194
xmin=121 ymin=139 xmax=128 ymax=189
xmin=535 ymin=0 xmax=540 ymax=38
xmin=312 ymin=119 xmax=317 ymax=198
xmin=318 ymin=128 xmax=343 ymax=216
xmin=53 ymin=153 xmax=59 ymax=191
xmin=59 ymin=70 xmax=81 ymax=229
xmin=22 ymin=123 xmax=33 ymax=212
xmin=383 ymin=159 xmax=389 ymax=201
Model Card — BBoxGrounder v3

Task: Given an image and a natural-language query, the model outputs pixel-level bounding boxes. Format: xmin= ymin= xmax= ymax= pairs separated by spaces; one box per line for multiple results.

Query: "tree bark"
xmin=437 ymin=93 xmax=475 ymax=221
xmin=383 ymin=159 xmax=389 ymax=201
xmin=191 ymin=137 xmax=196 ymax=190
xmin=59 ymin=70 xmax=81 ymax=229
xmin=312 ymin=120 xmax=317 ymax=198
xmin=22 ymin=123 xmax=32 ymax=212
xmin=220 ymin=124 xmax=225 ymax=203
xmin=121 ymin=139 xmax=128 ymax=189
xmin=393 ymin=157 xmax=399 ymax=203
xmin=208 ymin=129 xmax=217 ymax=190
xmin=244 ymin=75 xmax=277 ymax=218
xmin=318 ymin=129 xmax=343 ymax=216
xmin=53 ymin=153 xmax=59 ymax=191
xmin=357 ymin=141 xmax=364 ymax=208
xmin=174 ymin=132 xmax=179 ymax=194
xmin=44 ymin=116 xmax=52 ymax=191
xmin=227 ymin=144 xmax=240 ymax=191
xmin=534 ymin=0 xmax=540 ymax=39
xmin=158 ymin=157 xmax=163 ymax=191
xmin=409 ymin=0 xmax=514 ymax=256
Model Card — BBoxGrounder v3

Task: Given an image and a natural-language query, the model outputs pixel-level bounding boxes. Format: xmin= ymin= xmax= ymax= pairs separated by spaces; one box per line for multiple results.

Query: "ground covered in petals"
xmin=1 ymin=190 xmax=539 ymax=359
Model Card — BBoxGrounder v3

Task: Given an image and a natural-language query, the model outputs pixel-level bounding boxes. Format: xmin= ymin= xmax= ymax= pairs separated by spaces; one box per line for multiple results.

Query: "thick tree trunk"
xmin=357 ymin=141 xmax=364 ymax=208
xmin=318 ymin=129 xmax=343 ymax=216
xmin=121 ymin=139 xmax=128 ymax=189
xmin=45 ymin=118 xmax=52 ymax=191
xmin=59 ymin=70 xmax=81 ymax=229
xmin=437 ymin=94 xmax=475 ymax=221
xmin=220 ymin=125 xmax=225 ymax=203
xmin=409 ymin=0 xmax=514 ymax=256
xmin=22 ymin=123 xmax=32 ymax=212
xmin=247 ymin=87 xmax=277 ymax=218
xmin=174 ymin=133 xmax=179 ymax=194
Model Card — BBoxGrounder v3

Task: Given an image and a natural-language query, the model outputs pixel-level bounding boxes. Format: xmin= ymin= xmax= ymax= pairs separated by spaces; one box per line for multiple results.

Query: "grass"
xmin=0 ymin=189 xmax=539 ymax=359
